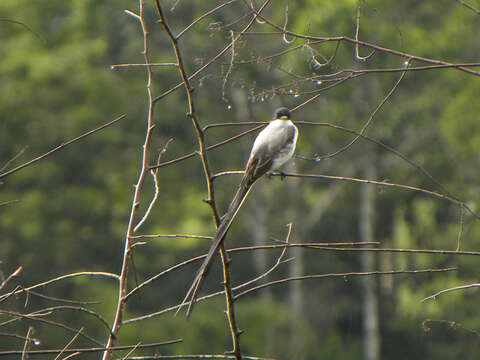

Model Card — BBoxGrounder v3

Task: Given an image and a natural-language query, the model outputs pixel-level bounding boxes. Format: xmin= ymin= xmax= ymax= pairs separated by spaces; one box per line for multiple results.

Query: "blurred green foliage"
xmin=1 ymin=0 xmax=480 ymax=358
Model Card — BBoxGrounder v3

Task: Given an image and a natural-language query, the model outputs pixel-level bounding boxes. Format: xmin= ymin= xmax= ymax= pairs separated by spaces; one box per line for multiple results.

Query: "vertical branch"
xmin=154 ymin=0 xmax=218 ymax=222
xmin=154 ymin=1 xmax=244 ymax=358
xmin=21 ymin=326 xmax=34 ymax=360
xmin=222 ymin=30 xmax=236 ymax=104
xmin=102 ymin=1 xmax=156 ymax=359
xmin=354 ymin=4 xmax=375 ymax=61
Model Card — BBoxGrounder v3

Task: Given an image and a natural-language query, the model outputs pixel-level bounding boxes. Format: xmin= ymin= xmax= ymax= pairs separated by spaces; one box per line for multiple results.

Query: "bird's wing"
xmin=242 ymin=145 xmax=274 ymax=187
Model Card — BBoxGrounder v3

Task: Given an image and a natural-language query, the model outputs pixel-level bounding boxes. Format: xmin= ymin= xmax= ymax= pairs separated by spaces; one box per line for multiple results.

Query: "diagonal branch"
xmin=320 ymin=66 xmax=408 ymax=159
xmin=0 ymin=114 xmax=126 ymax=180
xmin=241 ymin=0 xmax=480 ymax=77
xmin=422 ymin=282 xmax=480 ymax=302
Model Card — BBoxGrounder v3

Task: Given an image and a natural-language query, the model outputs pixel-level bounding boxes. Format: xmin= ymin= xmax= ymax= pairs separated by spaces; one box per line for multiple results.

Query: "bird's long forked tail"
xmin=176 ymin=181 xmax=253 ymax=318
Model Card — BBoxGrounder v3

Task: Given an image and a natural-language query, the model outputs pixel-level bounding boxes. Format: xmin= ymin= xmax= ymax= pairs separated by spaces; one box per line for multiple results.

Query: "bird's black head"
xmin=274 ymin=107 xmax=291 ymax=119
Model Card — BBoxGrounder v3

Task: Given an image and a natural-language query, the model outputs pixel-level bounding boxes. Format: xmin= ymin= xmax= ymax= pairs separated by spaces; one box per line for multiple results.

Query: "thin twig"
xmin=110 ymin=63 xmax=178 ymax=69
xmin=151 ymin=124 xmax=264 ymax=170
xmin=18 ymin=288 xmax=100 ymax=305
xmin=422 ymin=283 xmax=480 ymax=302
xmin=0 ymin=200 xmax=19 ymax=207
xmin=295 ymin=121 xmax=457 ymax=200
xmin=176 ymin=0 xmax=240 ymax=39
xmin=241 ymin=0 xmax=480 ymax=77
xmin=0 ymin=332 xmax=39 ymax=345
xmin=0 ymin=146 xmax=28 ymax=172
xmin=291 ymin=246 xmax=480 ymax=256
xmin=133 ymin=138 xmax=173 ymax=232
xmin=334 ymin=63 xmax=480 ymax=74
xmin=456 ymin=203 xmax=465 ymax=251
xmin=222 ymin=30 xmax=236 ymax=104
xmin=0 ymin=266 xmax=22 ymax=292
xmin=454 ymin=0 xmax=480 ymax=15
xmin=130 ymin=234 xmax=212 ymax=240
xmin=0 ymin=311 xmax=102 ymax=346
xmin=54 ymin=327 xmax=84 ymax=360
xmin=234 ymin=267 xmax=457 ymax=299
xmin=61 ymin=352 xmax=82 ymax=360
xmin=0 ymin=271 xmax=119 ymax=303
xmin=273 ymin=172 xmax=478 ymax=218
xmin=0 ymin=18 xmax=45 ymax=43
xmin=21 ymin=326 xmax=34 ymax=360
xmin=0 ymin=114 xmax=126 ymax=180
xmin=121 ymin=342 xmax=141 ymax=360
xmin=24 ymin=305 xmax=113 ymax=336
xmin=127 ymin=239 xmax=480 ymax=307
xmin=354 ymin=5 xmax=375 ymax=61
xmin=153 ymin=0 xmax=272 ymax=104
xmin=321 ymin=67 xmax=408 ymax=159
xmin=120 ymin=355 xmax=278 ymax=360
xmin=0 ymin=340 xmax=182 ymax=357
xmin=281 ymin=5 xmax=294 ymax=44
xmin=234 ymin=223 xmax=293 ymax=292
xmin=125 ymin=267 xmax=456 ymax=323
xmin=105 ymin=355 xmax=278 ymax=360
xmin=123 ymin=241 xmax=376 ymax=301
xmin=291 ymin=75 xmax=354 ymax=111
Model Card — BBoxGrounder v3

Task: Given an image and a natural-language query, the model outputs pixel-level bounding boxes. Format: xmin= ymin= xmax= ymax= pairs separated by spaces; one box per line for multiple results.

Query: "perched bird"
xmin=179 ymin=107 xmax=298 ymax=318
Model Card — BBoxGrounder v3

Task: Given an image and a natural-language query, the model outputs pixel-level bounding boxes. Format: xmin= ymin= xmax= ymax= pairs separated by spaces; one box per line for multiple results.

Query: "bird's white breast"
xmin=251 ymin=119 xmax=298 ymax=170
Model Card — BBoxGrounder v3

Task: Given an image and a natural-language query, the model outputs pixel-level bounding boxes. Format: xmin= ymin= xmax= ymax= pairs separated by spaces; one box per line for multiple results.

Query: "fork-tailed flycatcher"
xmin=179 ymin=107 xmax=298 ymax=318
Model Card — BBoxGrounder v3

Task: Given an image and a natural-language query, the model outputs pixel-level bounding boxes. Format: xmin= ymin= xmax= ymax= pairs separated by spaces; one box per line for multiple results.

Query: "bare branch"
xmin=151 ymin=124 xmax=265 ymax=170
xmin=0 ymin=200 xmax=19 ymax=207
xmin=234 ymin=267 xmax=457 ymax=299
xmin=233 ymin=222 xmax=293 ymax=292
xmin=153 ymin=0 xmax=273 ymax=103
xmin=454 ymin=0 xmax=480 ymax=15
xmin=125 ymin=267 xmax=456 ymax=323
xmin=110 ymin=63 xmax=178 ymax=69
xmin=133 ymin=138 xmax=173 ymax=232
xmin=354 ymin=5 xmax=375 ymax=61
xmin=176 ymin=0 xmax=240 ymax=39
xmin=0 ymin=310 xmax=102 ymax=346
xmin=54 ymin=327 xmax=83 ymax=360
xmin=120 ymin=355 xmax=278 ymax=360
xmin=21 ymin=326 xmax=34 ymax=360
xmin=273 ymin=172 xmax=478 ymax=218
xmin=0 ymin=266 xmax=22 ymax=292
xmin=241 ymin=1 xmax=480 ymax=77
xmin=102 ymin=2 xmax=157 ymax=359
xmin=320 ymin=67 xmax=408 ymax=159
xmin=0 ymin=340 xmax=182 ymax=357
xmin=0 ymin=114 xmax=126 ymax=180
xmin=0 ymin=18 xmax=45 ymax=43
xmin=422 ymin=283 xmax=480 ymax=302
xmin=0 ymin=146 xmax=28 ymax=172
xmin=0 ymin=271 xmax=119 ymax=303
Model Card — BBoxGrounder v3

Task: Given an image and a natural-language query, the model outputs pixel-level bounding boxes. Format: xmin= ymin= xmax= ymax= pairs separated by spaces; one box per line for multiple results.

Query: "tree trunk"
xmin=359 ymin=156 xmax=380 ymax=360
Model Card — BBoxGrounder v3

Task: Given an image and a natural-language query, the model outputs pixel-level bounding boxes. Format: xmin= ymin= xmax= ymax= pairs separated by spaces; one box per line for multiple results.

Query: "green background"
xmin=1 ymin=0 xmax=480 ymax=358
